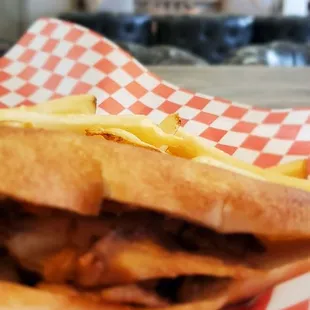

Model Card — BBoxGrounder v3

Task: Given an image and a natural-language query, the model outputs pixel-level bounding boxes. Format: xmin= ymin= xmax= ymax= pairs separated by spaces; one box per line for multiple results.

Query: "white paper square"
xmin=106 ymin=50 xmax=130 ymax=67
xmin=0 ymin=93 xmax=25 ymax=107
xmin=252 ymin=124 xmax=280 ymax=137
xmin=210 ymin=116 xmax=239 ymax=131
xmin=54 ymin=58 xmax=75 ymax=76
xmin=233 ymin=148 xmax=260 ymax=164
xmin=28 ymin=88 xmax=53 ymax=103
xmin=29 ymin=35 xmax=48 ymax=50
xmin=6 ymin=45 xmax=26 ymax=60
xmin=283 ymin=111 xmax=309 ymax=124
xmin=267 ymin=273 xmax=310 ymax=310
xmin=52 ymin=40 xmax=74 ymax=57
xmin=30 ymin=70 xmax=52 ymax=86
xmin=296 ymin=125 xmax=310 ymax=140
xmin=3 ymin=61 xmax=27 ymax=75
xmin=78 ymin=49 xmax=102 ymax=66
xmin=89 ymin=87 xmax=109 ymax=103
xmin=28 ymin=19 xmax=47 ymax=34
xmin=118 ymin=109 xmax=134 ymax=116
xmin=81 ymin=68 xmax=105 ymax=85
xmin=219 ymin=131 xmax=248 ymax=147
xmin=112 ymin=88 xmax=137 ymax=108
xmin=203 ymin=100 xmax=229 ymax=115
xmin=55 ymin=77 xmax=77 ymax=95
xmin=242 ymin=110 xmax=269 ymax=123
xmin=76 ymin=33 xmax=100 ymax=48
xmin=50 ymin=24 xmax=71 ymax=39
xmin=136 ymin=73 xmax=160 ymax=91
xmin=262 ymin=139 xmax=294 ymax=155
xmin=178 ymin=106 xmax=200 ymax=119
xmin=183 ymin=120 xmax=207 ymax=136
xmin=279 ymin=155 xmax=305 ymax=165
xmin=168 ymin=91 xmax=194 ymax=105
xmin=146 ymin=109 xmax=168 ymax=124
xmin=109 ymin=69 xmax=133 ymax=87
xmin=2 ymin=77 xmax=25 ymax=91
xmin=139 ymin=92 xmax=165 ymax=109
xmin=29 ymin=51 xmax=50 ymax=68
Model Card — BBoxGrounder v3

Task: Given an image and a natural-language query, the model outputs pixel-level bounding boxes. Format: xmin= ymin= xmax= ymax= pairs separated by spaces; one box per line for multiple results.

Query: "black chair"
xmin=253 ymin=17 xmax=310 ymax=44
xmin=59 ymin=12 xmax=154 ymax=45
xmin=155 ymin=15 xmax=254 ymax=64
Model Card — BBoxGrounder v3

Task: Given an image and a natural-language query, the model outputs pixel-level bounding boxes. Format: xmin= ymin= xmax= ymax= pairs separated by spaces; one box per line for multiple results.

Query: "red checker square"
xmin=0 ymin=85 xmax=9 ymax=97
xmin=67 ymin=45 xmax=87 ymax=60
xmin=18 ymin=33 xmax=35 ymax=47
xmin=153 ymin=84 xmax=175 ymax=98
xmin=71 ymin=81 xmax=92 ymax=95
xmin=158 ymin=101 xmax=180 ymax=114
xmin=283 ymin=300 xmax=310 ymax=310
xmin=50 ymin=93 xmax=62 ymax=100
xmin=201 ymin=127 xmax=226 ymax=142
xmin=129 ymin=101 xmax=153 ymax=115
xmin=223 ymin=106 xmax=247 ymax=118
xmin=216 ymin=144 xmax=237 ymax=156
xmin=0 ymin=71 xmax=10 ymax=83
xmin=64 ymin=28 xmax=84 ymax=42
xmin=16 ymin=99 xmax=34 ymax=107
xmin=241 ymin=135 xmax=269 ymax=151
xmin=68 ymin=63 xmax=88 ymax=79
xmin=263 ymin=112 xmax=288 ymax=124
xmin=254 ymin=153 xmax=282 ymax=168
xmin=43 ymin=74 xmax=62 ymax=91
xmin=126 ymin=81 xmax=148 ymax=98
xmin=187 ymin=96 xmax=210 ymax=110
xmin=275 ymin=125 xmax=301 ymax=140
xmin=94 ymin=59 xmax=117 ymax=74
xmin=98 ymin=98 xmax=125 ymax=115
xmin=122 ymin=62 xmax=144 ymax=78
xmin=0 ymin=102 xmax=9 ymax=109
xmin=0 ymin=57 xmax=12 ymax=68
xmin=213 ymin=96 xmax=231 ymax=104
xmin=194 ymin=111 xmax=217 ymax=125
xmin=16 ymin=84 xmax=37 ymax=97
xmin=41 ymin=23 xmax=57 ymax=36
xmin=232 ymin=121 xmax=256 ymax=133
xmin=181 ymin=118 xmax=189 ymax=126
xmin=18 ymin=66 xmax=37 ymax=80
xmin=246 ymin=289 xmax=273 ymax=310
xmin=42 ymin=38 xmax=58 ymax=52
xmin=19 ymin=49 xmax=36 ymax=63
xmin=288 ymin=141 xmax=310 ymax=155
xmin=43 ymin=55 xmax=61 ymax=71
xmin=97 ymin=77 xmax=120 ymax=95
xmin=93 ymin=41 xmax=114 ymax=56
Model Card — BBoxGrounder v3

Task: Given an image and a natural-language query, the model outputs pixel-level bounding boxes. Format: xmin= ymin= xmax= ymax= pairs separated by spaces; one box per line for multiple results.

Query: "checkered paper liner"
xmin=0 ymin=18 xmax=309 ymax=309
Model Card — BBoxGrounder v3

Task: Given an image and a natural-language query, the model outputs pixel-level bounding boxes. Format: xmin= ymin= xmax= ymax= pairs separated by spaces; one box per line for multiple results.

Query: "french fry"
xmin=267 ymin=159 xmax=308 ymax=179
xmin=193 ymin=156 xmax=265 ymax=181
xmin=86 ymin=127 xmax=164 ymax=153
xmin=0 ymin=111 xmax=182 ymax=148
xmin=12 ymin=95 xmax=96 ymax=115
xmin=159 ymin=114 xmax=181 ymax=135
xmin=172 ymin=128 xmax=310 ymax=192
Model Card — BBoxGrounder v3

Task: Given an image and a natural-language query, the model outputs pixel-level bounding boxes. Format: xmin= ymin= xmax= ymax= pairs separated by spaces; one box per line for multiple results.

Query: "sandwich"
xmin=0 ymin=126 xmax=309 ymax=310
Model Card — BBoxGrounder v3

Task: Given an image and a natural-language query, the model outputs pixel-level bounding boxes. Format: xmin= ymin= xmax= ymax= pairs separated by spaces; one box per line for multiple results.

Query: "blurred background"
xmin=1 ymin=0 xmax=310 ymax=66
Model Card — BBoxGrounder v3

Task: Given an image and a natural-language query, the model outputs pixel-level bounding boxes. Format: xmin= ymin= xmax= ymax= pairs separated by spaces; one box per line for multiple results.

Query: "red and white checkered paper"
xmin=0 ymin=18 xmax=309 ymax=309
